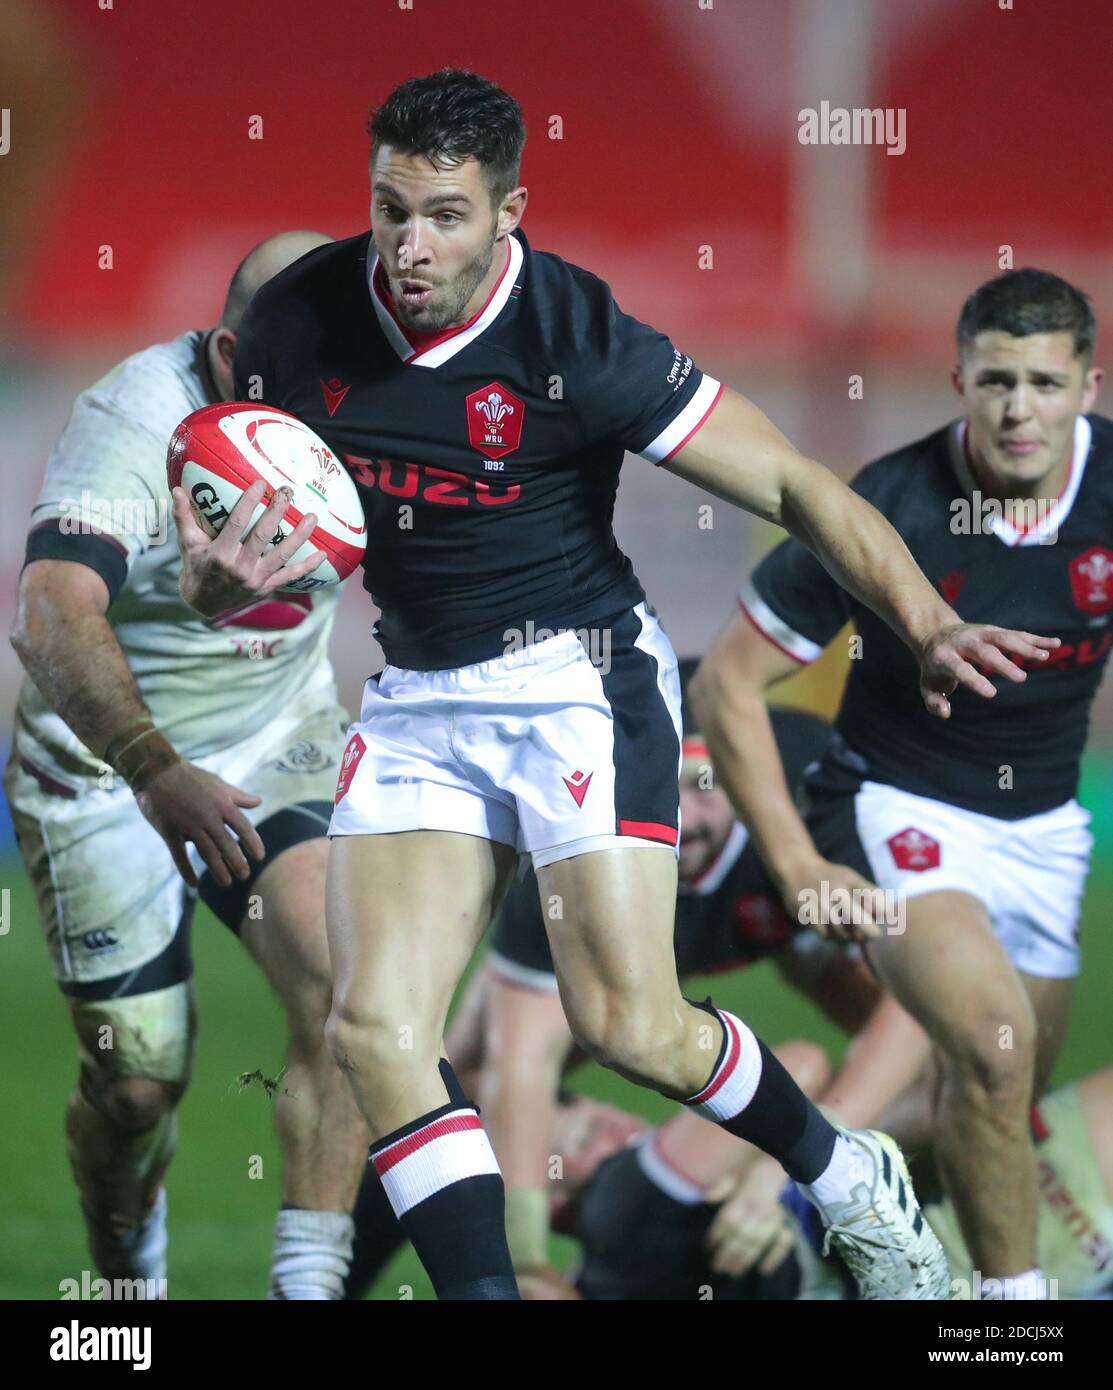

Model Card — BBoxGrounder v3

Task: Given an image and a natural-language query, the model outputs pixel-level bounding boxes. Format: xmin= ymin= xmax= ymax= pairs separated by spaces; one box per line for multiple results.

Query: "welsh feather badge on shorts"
xmin=335 ymin=733 xmax=366 ymax=804
xmin=466 ymin=382 xmax=524 ymax=461
xmin=887 ymin=827 xmax=941 ymax=871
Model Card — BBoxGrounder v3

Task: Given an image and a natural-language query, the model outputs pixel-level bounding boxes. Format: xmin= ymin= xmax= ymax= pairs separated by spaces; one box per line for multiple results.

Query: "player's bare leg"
xmin=1020 ymin=972 xmax=1075 ymax=1097
xmin=326 ymin=830 xmax=521 ymax=1299
xmin=240 ymin=838 xmax=369 ymax=1298
xmin=64 ymin=984 xmax=196 ymax=1291
xmin=539 ymin=845 xmax=949 ymax=1298
xmin=442 ymin=963 xmax=491 ymax=1095
xmin=866 ymin=890 xmax=1042 ymax=1289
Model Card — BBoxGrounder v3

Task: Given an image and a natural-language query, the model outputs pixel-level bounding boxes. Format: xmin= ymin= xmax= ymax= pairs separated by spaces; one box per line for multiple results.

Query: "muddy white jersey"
xmin=16 ymin=330 xmax=339 ymax=792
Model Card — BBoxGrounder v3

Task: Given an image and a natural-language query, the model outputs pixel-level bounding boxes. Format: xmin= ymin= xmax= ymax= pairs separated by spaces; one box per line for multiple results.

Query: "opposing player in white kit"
xmin=180 ymin=72 xmax=1060 ymax=1301
xmin=6 ymin=233 xmax=369 ymax=1299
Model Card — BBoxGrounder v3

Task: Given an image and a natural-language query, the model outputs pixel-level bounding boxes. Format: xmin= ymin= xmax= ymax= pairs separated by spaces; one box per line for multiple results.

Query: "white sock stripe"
xmin=636 ymin=1134 xmax=705 ymax=1206
xmin=376 ymin=1124 xmax=501 ymax=1218
xmin=371 ymin=1107 xmax=477 ymax=1171
xmin=688 ymin=1008 xmax=763 ymax=1124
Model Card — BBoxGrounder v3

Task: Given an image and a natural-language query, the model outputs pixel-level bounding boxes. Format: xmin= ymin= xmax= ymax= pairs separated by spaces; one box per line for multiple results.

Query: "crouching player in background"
xmin=6 ymin=233 xmax=368 ymax=1299
xmin=573 ymin=1054 xmax=1113 ymax=1301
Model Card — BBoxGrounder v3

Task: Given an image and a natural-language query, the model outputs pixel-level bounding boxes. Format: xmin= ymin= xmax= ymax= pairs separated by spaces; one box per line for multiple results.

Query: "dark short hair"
xmin=368 ymin=69 xmax=525 ymax=208
xmin=956 ymin=268 xmax=1096 ymax=360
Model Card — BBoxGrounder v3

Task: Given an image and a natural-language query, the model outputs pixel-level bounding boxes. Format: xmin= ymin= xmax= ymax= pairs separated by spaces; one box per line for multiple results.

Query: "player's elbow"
xmin=9 ymin=594 xmax=39 ymax=664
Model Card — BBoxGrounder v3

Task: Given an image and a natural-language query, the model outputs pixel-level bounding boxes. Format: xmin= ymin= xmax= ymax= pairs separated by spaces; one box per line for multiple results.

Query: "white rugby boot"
xmin=814 ymin=1129 xmax=951 ymax=1300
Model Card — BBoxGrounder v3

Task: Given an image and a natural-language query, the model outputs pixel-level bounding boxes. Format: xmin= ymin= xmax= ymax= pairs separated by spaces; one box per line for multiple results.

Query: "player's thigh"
xmin=536 ymin=845 xmax=682 ymax=1037
xmin=1018 ymin=971 xmax=1074 ymax=1097
xmin=240 ymin=836 xmax=331 ymax=1017
xmin=866 ymin=890 xmax=1036 ymax=1063
xmin=326 ymin=830 xmax=518 ymax=1029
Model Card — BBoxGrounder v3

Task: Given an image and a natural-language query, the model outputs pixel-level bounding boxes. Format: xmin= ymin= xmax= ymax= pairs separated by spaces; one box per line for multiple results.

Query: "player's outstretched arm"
xmin=476 ymin=968 xmax=578 ymax=1295
xmin=664 ymin=387 xmax=1060 ymax=717
xmin=11 ymin=559 xmax=264 ymax=889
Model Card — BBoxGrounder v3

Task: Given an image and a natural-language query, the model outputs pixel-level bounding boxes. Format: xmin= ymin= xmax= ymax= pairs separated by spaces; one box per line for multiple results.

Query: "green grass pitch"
xmin=1 ymin=756 xmax=1110 ymax=1299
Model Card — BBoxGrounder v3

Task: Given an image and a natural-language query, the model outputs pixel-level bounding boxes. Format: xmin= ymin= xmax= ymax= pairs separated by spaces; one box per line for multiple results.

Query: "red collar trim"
xmin=372 ymin=240 xmax=513 ymax=356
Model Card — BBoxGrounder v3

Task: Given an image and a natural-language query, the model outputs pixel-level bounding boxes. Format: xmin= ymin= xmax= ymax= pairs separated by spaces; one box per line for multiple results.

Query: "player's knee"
xmin=97 ymin=1075 xmax=181 ymax=1132
xmin=325 ymin=999 xmax=435 ymax=1076
xmin=944 ymin=1000 xmax=1037 ymax=1099
xmin=572 ymin=994 xmax=683 ymax=1082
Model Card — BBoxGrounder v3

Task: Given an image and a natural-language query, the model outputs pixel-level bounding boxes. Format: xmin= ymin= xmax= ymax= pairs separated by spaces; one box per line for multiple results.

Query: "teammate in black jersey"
xmin=173 ymin=70 xmax=1056 ymax=1300
xmin=695 ymin=267 xmax=1107 ymax=1301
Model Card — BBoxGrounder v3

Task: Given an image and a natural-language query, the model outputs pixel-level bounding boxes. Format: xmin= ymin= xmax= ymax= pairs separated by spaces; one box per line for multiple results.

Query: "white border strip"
xmin=635 ymin=1133 xmax=705 ymax=1206
xmin=486 ymin=950 xmax=560 ymax=995
xmin=738 ymin=577 xmax=823 ymax=664
xmin=950 ymin=416 xmax=1091 ymax=548
xmin=368 ymin=234 xmax=523 ymax=368
xmin=639 ymin=374 xmax=722 ymax=464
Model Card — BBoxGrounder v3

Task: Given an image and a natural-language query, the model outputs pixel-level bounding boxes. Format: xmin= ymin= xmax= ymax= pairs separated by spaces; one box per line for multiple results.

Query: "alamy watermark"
xmin=59 ymin=1270 xmax=166 ymax=1300
xmin=58 ymin=491 xmax=169 ymax=545
xmin=947 ymin=1269 xmax=1060 ymax=1301
xmin=950 ymin=491 xmax=1057 ymax=543
xmin=798 ymin=102 xmax=906 ymax=156
xmin=503 ymin=621 xmax=612 ymax=675
xmin=797 ymin=882 xmax=906 ymax=935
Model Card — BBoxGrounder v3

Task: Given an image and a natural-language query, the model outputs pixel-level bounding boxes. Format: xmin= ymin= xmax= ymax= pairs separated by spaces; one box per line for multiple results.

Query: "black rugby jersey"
xmin=233 ymin=229 xmax=722 ymax=670
xmin=490 ymin=709 xmax=831 ymax=980
xmin=744 ymin=415 xmax=1113 ymax=819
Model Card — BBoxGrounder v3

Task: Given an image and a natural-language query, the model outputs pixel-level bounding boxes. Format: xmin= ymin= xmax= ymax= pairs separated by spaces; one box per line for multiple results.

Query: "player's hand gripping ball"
xmin=167 ymin=403 xmax=366 ymax=593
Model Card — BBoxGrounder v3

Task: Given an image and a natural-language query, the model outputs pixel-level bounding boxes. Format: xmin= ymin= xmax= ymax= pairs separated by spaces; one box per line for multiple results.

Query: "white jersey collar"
xmin=368 ymin=233 xmax=523 ymax=369
xmin=948 ymin=415 xmax=1091 ymax=547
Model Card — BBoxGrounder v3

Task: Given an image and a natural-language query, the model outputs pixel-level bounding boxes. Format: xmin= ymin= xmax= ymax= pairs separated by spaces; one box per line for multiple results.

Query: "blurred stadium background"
xmin=1 ymin=0 xmax=1111 ymax=1298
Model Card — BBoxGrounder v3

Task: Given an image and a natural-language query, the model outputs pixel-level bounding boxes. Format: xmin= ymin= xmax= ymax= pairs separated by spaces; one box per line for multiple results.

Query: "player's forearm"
xmin=481 ymin=1072 xmax=556 ymax=1266
xmin=11 ymin=602 xmax=176 ymax=781
xmin=691 ymin=662 xmax=819 ymax=889
xmin=818 ymin=995 xmax=932 ymax=1131
xmin=779 ymin=455 xmax=958 ymax=656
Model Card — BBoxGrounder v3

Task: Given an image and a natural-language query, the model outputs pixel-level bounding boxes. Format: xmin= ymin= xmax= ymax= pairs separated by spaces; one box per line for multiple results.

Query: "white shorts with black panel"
xmin=330 ymin=602 xmax=683 ymax=867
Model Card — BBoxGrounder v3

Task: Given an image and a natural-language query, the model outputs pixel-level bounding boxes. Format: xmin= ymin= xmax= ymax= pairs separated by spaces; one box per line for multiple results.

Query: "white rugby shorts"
xmin=5 ymin=683 xmax=347 ymax=990
xmin=807 ymin=779 xmax=1092 ymax=979
xmin=329 ymin=602 xmax=683 ymax=868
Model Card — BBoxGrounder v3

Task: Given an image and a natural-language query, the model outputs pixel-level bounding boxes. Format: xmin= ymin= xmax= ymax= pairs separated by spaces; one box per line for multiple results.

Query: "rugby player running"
xmin=173 ymin=71 xmax=1057 ymax=1300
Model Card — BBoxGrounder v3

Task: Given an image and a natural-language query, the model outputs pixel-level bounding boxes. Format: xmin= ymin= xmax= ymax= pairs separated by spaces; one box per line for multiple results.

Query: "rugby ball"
xmin=167 ymin=403 xmax=366 ymax=592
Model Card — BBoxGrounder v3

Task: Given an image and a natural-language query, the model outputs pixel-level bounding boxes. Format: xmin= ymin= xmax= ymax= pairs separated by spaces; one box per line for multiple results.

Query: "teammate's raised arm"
xmin=691 ymin=609 xmax=880 ymax=942
xmin=663 ymin=386 xmax=1060 ymax=718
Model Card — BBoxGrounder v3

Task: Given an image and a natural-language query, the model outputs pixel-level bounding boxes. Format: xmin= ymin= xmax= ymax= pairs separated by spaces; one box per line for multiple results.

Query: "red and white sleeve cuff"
xmin=639 ymin=375 xmax=723 ymax=465
xmin=737 ymin=578 xmax=822 ymax=665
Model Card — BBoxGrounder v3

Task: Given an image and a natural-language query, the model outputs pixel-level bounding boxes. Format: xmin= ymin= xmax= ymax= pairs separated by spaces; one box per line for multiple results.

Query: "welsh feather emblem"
xmin=1069 ymin=547 xmax=1113 ymax=615
xmin=466 ymin=382 xmax=524 ymax=461
xmin=887 ymin=827 xmax=940 ymax=872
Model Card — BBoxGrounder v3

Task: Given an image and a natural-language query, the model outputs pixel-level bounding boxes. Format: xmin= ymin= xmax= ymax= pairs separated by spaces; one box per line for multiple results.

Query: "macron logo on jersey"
xmin=320 ymin=378 xmax=352 ymax=417
xmin=562 ymin=769 xmax=593 ymax=808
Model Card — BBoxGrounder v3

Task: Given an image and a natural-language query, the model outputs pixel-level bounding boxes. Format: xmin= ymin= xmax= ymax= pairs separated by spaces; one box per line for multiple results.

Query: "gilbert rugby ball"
xmin=167 ymin=403 xmax=366 ymax=592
